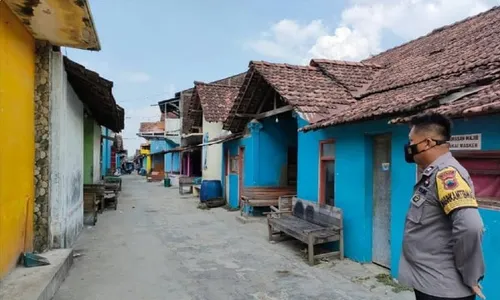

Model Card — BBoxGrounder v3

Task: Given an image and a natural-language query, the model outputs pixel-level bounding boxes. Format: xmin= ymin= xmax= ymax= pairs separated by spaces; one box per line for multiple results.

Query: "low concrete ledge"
xmin=0 ymin=249 xmax=73 ymax=300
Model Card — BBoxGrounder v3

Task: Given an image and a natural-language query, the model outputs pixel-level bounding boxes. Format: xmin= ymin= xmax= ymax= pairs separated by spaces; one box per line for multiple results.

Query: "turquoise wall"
xmin=165 ymin=146 xmax=180 ymax=173
xmin=100 ymin=127 xmax=112 ymax=177
xmin=297 ymin=114 xmax=500 ymax=298
xmin=147 ymin=138 xmax=180 ymax=172
xmin=297 ymin=117 xmax=413 ymax=266
xmin=222 ymin=115 xmax=297 ymax=208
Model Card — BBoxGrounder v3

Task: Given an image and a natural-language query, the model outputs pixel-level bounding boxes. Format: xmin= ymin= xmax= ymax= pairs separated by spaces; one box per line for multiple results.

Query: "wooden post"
xmin=171 ymin=152 xmax=174 ymax=174
xmin=308 ymin=234 xmax=315 ymax=265
xmin=268 ymin=224 xmax=273 ymax=242
xmin=187 ymin=152 xmax=191 ymax=177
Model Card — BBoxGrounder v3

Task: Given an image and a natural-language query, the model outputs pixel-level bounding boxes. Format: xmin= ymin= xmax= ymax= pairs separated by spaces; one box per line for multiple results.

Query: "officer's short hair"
xmin=409 ymin=112 xmax=452 ymax=141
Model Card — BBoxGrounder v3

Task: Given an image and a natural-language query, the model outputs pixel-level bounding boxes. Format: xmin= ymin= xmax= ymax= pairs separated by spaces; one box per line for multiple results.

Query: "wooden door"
xmin=372 ymin=134 xmax=392 ymax=268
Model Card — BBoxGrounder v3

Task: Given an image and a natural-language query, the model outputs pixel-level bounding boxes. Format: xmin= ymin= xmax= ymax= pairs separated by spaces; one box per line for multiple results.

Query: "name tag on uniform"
xmin=417 ymin=187 xmax=428 ymax=196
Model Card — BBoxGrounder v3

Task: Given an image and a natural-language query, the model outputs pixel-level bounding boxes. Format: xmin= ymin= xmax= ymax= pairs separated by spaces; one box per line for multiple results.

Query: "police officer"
xmin=399 ymin=112 xmax=485 ymax=300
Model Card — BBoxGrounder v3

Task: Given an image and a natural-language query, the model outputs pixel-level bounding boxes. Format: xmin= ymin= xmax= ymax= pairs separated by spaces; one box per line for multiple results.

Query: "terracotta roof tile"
xmin=390 ymin=79 xmax=500 ymax=123
xmin=310 ymin=59 xmax=383 ymax=96
xmin=182 ymin=73 xmax=245 ymax=134
xmin=362 ymin=7 xmax=500 ymax=94
xmin=191 ymin=83 xmax=240 ymax=123
xmin=302 ymin=6 xmax=500 ymax=131
xmin=304 ymin=62 xmax=500 ymax=130
xmin=252 ymin=61 xmax=355 ymax=112
xmin=224 ymin=61 xmax=356 ymax=132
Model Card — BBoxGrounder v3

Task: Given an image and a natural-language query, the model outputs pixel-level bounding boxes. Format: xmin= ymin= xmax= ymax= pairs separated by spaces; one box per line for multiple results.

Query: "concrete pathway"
xmin=54 ymin=175 xmax=413 ymax=300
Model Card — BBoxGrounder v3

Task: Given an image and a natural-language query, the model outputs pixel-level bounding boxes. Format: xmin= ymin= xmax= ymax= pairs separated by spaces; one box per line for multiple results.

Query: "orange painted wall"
xmin=0 ymin=2 xmax=36 ymax=279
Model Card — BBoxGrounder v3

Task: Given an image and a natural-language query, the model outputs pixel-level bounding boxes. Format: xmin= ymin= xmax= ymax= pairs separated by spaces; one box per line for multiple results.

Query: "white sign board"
xmin=449 ymin=134 xmax=482 ymax=151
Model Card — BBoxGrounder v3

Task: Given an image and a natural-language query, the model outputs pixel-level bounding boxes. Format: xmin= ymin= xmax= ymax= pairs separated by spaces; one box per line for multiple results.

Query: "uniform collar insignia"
xmin=423 ymin=165 xmax=436 ymax=176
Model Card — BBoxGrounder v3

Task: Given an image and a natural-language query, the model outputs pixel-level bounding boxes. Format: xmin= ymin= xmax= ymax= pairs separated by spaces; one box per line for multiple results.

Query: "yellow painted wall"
xmin=140 ymin=148 xmax=152 ymax=171
xmin=0 ymin=2 xmax=36 ymax=279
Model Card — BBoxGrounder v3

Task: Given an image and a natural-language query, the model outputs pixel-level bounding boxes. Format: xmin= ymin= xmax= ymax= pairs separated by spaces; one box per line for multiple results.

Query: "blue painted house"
xmin=222 ymin=7 xmax=500 ymax=299
xmin=223 ymin=115 xmax=298 ymax=208
xmin=149 ymin=138 xmax=180 ymax=173
xmin=222 ymin=60 xmax=353 ymax=210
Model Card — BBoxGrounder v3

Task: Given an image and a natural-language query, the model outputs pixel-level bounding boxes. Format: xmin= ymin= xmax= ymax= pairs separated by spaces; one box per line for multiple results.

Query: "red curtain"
xmin=458 ymin=158 xmax=500 ymax=199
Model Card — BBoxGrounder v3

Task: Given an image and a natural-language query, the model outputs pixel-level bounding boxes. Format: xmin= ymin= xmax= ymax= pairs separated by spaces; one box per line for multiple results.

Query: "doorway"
xmin=372 ymin=134 xmax=392 ymax=268
xmin=238 ymin=147 xmax=245 ymax=207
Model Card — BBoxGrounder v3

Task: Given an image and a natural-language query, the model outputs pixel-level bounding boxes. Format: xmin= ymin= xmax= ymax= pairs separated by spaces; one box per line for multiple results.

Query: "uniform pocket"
xmin=407 ymin=194 xmax=426 ymax=224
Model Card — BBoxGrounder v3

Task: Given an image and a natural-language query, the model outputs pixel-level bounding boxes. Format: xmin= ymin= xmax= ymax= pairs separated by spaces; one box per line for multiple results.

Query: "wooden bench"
xmin=240 ymin=186 xmax=297 ymax=208
xmin=84 ymin=184 xmax=104 ymax=215
xmin=267 ymin=197 xmax=344 ymax=265
xmin=103 ymin=191 xmax=118 ymax=210
xmin=83 ymin=193 xmax=98 ymax=225
xmin=103 ymin=180 xmax=120 ymax=211
xmin=103 ymin=176 xmax=122 ymax=191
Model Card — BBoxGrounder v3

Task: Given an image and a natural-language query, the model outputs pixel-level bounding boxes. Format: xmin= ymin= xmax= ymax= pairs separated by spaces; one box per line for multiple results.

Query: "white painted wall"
xmin=166 ymin=118 xmax=180 ymax=135
xmin=49 ymin=52 xmax=84 ymax=248
xmin=165 ymin=118 xmax=181 ymax=145
xmin=202 ymin=116 xmax=224 ymax=180
xmin=93 ymin=121 xmax=101 ymax=183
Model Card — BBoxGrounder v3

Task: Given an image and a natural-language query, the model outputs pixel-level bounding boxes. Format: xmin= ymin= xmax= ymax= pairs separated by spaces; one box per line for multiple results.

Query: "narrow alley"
xmin=53 ymin=176 xmax=412 ymax=300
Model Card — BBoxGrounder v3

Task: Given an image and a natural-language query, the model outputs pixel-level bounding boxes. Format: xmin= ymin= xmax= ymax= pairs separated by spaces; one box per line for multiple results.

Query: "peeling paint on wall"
xmin=4 ymin=0 xmax=101 ymax=50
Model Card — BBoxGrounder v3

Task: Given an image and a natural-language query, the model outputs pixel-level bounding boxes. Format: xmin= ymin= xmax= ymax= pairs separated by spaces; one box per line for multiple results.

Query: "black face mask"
xmin=404 ymin=139 xmax=447 ymax=163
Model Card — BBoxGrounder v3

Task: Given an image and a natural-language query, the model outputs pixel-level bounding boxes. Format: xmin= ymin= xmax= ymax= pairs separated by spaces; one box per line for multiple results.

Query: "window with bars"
xmin=320 ymin=140 xmax=335 ymax=206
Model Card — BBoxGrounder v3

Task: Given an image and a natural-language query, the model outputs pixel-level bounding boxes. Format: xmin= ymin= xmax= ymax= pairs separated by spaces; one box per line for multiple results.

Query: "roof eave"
xmin=64 ymin=57 xmax=123 ymax=132
xmin=5 ymin=0 xmax=101 ymax=50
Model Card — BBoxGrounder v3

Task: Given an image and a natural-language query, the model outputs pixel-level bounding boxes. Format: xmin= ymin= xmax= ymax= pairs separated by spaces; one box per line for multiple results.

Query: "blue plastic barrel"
xmin=200 ymin=180 xmax=223 ymax=202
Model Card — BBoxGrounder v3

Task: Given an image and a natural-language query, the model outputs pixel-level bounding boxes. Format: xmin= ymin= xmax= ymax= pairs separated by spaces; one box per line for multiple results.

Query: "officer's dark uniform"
xmin=399 ymin=152 xmax=485 ymax=298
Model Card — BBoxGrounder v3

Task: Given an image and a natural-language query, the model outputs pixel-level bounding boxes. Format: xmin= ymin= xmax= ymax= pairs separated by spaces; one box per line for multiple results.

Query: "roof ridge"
xmin=194 ymin=81 xmax=240 ymax=88
xmin=363 ymin=6 xmax=500 ymax=64
xmin=352 ymin=68 xmax=385 ymax=98
xmin=359 ymin=57 xmax=500 ymax=98
xmin=250 ymin=60 xmax=317 ymax=71
xmin=312 ymin=62 xmax=361 ymax=102
xmin=310 ymin=59 xmax=383 ymax=69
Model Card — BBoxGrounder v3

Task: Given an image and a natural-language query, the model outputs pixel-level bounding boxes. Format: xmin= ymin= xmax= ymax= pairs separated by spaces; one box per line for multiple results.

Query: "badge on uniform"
xmin=437 ymin=169 xmax=458 ymax=190
xmin=412 ymin=194 xmax=420 ymax=203
xmin=411 ymin=194 xmax=426 ymax=207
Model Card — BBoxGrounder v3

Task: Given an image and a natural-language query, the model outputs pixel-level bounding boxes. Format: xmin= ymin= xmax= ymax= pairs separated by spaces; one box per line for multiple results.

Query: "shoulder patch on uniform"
xmin=437 ymin=168 xmax=458 ymax=190
xmin=436 ymin=166 xmax=478 ymax=215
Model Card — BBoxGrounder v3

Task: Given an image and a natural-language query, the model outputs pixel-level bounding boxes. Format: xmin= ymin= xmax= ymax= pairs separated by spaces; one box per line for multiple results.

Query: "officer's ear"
xmin=425 ymin=138 xmax=434 ymax=148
